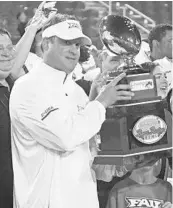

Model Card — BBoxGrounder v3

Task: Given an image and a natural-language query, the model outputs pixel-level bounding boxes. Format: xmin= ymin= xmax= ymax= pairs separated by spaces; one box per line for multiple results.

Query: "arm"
xmin=16 ymin=99 xmax=106 ymax=151
xmin=10 ymin=1 xmax=57 ymax=80
xmin=11 ymin=72 xmax=133 ymax=152
xmin=89 ymin=82 xmax=98 ymax=101
xmin=10 ymin=26 xmax=38 ymax=80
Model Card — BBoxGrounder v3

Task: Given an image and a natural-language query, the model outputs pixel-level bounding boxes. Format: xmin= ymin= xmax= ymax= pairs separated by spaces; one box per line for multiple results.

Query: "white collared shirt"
xmin=10 ymin=61 xmax=105 ymax=208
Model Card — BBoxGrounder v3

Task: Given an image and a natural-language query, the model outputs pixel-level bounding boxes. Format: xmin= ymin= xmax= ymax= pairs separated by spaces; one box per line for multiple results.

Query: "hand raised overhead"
xmin=26 ymin=1 xmax=57 ymax=32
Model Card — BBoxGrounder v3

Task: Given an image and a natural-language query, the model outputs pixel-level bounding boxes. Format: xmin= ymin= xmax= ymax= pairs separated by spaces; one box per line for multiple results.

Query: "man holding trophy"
xmin=9 ymin=5 xmax=135 ymax=208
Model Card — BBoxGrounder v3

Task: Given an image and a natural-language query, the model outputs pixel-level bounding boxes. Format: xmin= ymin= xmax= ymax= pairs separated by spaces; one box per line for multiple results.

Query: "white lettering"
xmin=138 ymin=199 xmax=150 ymax=207
xmin=126 ymin=197 xmax=163 ymax=208
xmin=130 ymin=79 xmax=153 ymax=91
xmin=144 ymin=134 xmax=158 ymax=141
xmin=127 ymin=198 xmax=140 ymax=207
xmin=153 ymin=201 xmax=163 ymax=208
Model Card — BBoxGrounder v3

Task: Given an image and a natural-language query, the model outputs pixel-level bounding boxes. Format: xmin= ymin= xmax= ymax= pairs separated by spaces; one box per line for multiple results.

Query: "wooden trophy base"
xmin=94 ymin=98 xmax=172 ymax=165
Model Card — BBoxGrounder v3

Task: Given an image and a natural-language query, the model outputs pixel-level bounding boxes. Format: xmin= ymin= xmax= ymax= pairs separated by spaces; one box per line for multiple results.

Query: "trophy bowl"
xmin=99 ymin=14 xmax=141 ymax=56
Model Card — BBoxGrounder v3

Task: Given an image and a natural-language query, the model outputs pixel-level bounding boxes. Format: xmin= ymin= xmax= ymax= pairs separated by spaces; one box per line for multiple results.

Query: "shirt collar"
xmin=37 ymin=62 xmax=77 ymax=95
xmin=37 ymin=61 xmax=68 ymax=85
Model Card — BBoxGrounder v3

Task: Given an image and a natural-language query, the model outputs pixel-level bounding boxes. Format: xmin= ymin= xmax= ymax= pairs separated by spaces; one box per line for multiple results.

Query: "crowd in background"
xmin=0 ymin=1 xmax=172 ymax=208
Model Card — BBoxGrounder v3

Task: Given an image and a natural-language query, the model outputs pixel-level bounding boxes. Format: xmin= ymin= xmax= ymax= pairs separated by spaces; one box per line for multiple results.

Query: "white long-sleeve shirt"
xmin=10 ymin=61 xmax=106 ymax=208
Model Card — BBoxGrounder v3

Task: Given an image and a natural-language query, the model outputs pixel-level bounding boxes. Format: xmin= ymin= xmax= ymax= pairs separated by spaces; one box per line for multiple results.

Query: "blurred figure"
xmin=135 ymin=24 xmax=172 ymax=102
xmin=0 ymin=28 xmax=15 ymax=208
xmin=154 ymin=57 xmax=172 ymax=92
xmin=82 ymin=46 xmax=101 ymax=82
xmin=101 ymin=48 xmax=124 ymax=72
xmin=106 ymin=155 xmax=172 ymax=208
xmin=135 ymin=24 xmax=172 ymax=64
xmin=75 ymin=45 xmax=100 ymax=95
xmin=134 ymin=40 xmax=150 ymax=64
xmin=90 ymin=45 xmax=102 ymax=69
xmin=16 ymin=11 xmax=28 ymax=37
xmin=148 ymin=24 xmax=172 ymax=61
xmin=153 ymin=69 xmax=168 ymax=99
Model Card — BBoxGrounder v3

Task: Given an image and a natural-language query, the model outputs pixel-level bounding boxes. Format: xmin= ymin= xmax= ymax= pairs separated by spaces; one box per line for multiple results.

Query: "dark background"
xmin=0 ymin=1 xmax=172 ymax=48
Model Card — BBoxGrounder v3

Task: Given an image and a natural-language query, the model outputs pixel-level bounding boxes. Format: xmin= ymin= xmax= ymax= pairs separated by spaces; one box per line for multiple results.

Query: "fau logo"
xmin=68 ymin=22 xmax=81 ymax=30
xmin=125 ymin=197 xmax=163 ymax=208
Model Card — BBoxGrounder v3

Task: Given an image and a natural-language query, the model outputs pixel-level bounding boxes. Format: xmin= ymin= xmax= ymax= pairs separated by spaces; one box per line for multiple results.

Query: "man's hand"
xmin=26 ymin=1 xmax=57 ymax=32
xmin=162 ymin=202 xmax=173 ymax=208
xmin=96 ymin=73 xmax=134 ymax=108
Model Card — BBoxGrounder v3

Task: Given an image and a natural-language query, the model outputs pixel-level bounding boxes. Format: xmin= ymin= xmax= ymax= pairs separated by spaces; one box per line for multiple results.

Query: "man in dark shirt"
xmin=0 ymin=27 xmax=15 ymax=208
xmin=0 ymin=2 xmax=57 ymax=207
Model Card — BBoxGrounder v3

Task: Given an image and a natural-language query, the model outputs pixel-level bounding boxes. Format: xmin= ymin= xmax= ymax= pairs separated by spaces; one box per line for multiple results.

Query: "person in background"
xmin=16 ymin=11 xmax=28 ymax=37
xmin=149 ymin=24 xmax=173 ymax=92
xmin=10 ymin=13 xmax=134 ymax=208
xmin=154 ymin=57 xmax=172 ymax=93
xmin=106 ymin=153 xmax=172 ymax=208
xmin=26 ymin=17 xmax=43 ymax=58
xmin=148 ymin=24 xmax=172 ymax=61
xmin=152 ymin=64 xmax=169 ymax=99
xmin=135 ymin=24 xmax=172 ymax=64
xmin=90 ymin=45 xmax=102 ymax=69
xmin=135 ymin=25 xmax=173 ymax=181
xmin=0 ymin=27 xmax=15 ymax=208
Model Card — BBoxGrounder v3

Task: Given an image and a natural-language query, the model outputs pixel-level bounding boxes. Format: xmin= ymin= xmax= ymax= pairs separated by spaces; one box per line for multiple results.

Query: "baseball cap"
xmin=42 ymin=20 xmax=92 ymax=46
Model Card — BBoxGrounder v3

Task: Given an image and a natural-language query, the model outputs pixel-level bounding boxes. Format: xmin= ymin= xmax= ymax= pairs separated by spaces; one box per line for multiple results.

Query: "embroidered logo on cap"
xmin=68 ymin=22 xmax=81 ymax=30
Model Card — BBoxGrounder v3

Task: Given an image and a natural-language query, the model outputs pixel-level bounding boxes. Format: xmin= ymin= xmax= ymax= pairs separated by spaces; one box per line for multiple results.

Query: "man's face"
xmin=0 ymin=34 xmax=15 ymax=80
xmin=153 ymin=66 xmax=168 ymax=98
xmin=46 ymin=36 xmax=81 ymax=74
xmin=159 ymin=30 xmax=172 ymax=59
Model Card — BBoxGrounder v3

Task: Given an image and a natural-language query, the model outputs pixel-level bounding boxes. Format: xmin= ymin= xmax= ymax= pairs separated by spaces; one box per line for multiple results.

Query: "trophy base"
xmin=94 ymin=98 xmax=172 ymax=165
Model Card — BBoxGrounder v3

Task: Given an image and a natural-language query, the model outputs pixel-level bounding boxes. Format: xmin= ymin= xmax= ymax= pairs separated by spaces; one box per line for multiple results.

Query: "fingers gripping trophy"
xmin=94 ymin=15 xmax=172 ymax=166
